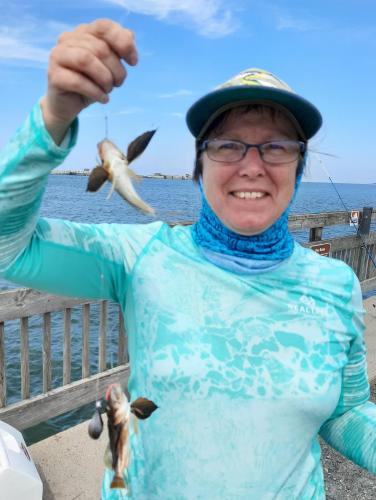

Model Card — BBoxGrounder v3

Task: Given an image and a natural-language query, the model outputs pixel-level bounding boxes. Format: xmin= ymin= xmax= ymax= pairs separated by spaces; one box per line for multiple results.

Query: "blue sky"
xmin=0 ymin=0 xmax=374 ymax=183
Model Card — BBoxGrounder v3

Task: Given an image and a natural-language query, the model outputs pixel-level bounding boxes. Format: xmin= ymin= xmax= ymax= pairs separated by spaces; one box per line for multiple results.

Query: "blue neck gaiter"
xmin=192 ymin=164 xmax=303 ymax=262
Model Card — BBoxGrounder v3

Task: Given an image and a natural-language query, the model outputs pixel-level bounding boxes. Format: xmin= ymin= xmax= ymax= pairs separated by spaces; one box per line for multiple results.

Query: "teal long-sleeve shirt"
xmin=0 ymin=103 xmax=375 ymax=499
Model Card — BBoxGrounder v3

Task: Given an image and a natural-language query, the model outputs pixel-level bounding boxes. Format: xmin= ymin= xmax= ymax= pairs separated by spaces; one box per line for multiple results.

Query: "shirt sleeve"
xmin=0 ymin=100 xmax=78 ymax=273
xmin=0 ymin=101 xmax=164 ymax=301
xmin=319 ymin=276 xmax=376 ymax=473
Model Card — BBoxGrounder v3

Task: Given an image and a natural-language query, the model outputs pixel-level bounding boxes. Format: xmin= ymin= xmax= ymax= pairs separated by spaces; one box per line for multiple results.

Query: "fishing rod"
xmin=310 ymin=150 xmax=376 ymax=270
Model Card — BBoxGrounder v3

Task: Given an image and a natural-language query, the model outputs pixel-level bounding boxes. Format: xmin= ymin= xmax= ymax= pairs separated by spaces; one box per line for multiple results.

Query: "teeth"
xmin=233 ymin=191 xmax=265 ymax=199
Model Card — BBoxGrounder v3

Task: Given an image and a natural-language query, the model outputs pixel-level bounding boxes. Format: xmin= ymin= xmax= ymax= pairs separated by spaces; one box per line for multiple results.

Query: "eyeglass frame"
xmin=198 ymin=138 xmax=307 ymax=165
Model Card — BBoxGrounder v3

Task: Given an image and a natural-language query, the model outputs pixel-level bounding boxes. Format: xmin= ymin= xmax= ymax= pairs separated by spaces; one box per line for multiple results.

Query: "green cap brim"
xmin=186 ymin=86 xmax=322 ymax=140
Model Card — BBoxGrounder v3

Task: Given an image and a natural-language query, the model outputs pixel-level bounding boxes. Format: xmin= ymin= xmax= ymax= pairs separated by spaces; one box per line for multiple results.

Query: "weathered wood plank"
xmin=20 ymin=317 xmax=29 ymax=400
xmin=171 ymin=210 xmax=376 ymax=231
xmin=0 ymin=288 xmax=95 ymax=322
xmin=99 ymin=301 xmax=107 ymax=372
xmin=303 ymin=233 xmax=376 ymax=253
xmin=43 ymin=312 xmax=52 ymax=393
xmin=357 ymin=246 xmax=368 ymax=282
xmin=82 ymin=304 xmax=90 ymax=379
xmin=118 ymin=308 xmax=126 ymax=365
xmin=361 ymin=276 xmax=376 ymax=293
xmin=368 ymin=245 xmax=376 ymax=279
xmin=364 ymin=245 xmax=371 ymax=281
xmin=0 ymin=365 xmax=129 ymax=430
xmin=63 ymin=308 xmax=71 ymax=385
xmin=0 ymin=322 xmax=5 ymax=407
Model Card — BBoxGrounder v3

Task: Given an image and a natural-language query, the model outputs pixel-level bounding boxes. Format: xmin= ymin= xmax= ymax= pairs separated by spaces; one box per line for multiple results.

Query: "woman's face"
xmin=201 ymin=108 xmax=300 ymax=236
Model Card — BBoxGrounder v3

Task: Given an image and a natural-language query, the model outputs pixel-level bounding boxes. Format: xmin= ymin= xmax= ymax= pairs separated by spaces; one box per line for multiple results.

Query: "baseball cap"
xmin=186 ymin=68 xmax=322 ymax=140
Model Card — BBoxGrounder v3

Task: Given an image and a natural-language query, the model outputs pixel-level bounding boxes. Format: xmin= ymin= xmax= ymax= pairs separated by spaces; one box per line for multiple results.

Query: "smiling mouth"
xmin=231 ymin=191 xmax=267 ymax=199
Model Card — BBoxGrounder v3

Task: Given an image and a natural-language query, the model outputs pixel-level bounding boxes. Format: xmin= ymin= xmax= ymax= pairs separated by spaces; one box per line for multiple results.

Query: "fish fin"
xmin=126 ymin=130 xmax=156 ymax=164
xmin=106 ymin=177 xmax=116 ymax=200
xmin=88 ymin=406 xmax=103 ymax=439
xmin=86 ymin=166 xmax=109 ymax=192
xmin=110 ymin=475 xmax=126 ymax=489
xmin=127 ymin=168 xmax=141 ymax=182
xmin=130 ymin=398 xmax=158 ymax=420
xmin=103 ymin=443 xmax=113 ymax=469
xmin=131 ymin=414 xmax=139 ymax=434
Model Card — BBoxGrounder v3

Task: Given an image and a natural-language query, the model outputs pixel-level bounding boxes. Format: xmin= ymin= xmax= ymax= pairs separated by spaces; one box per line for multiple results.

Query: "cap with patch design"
xmin=186 ymin=68 xmax=322 ymax=140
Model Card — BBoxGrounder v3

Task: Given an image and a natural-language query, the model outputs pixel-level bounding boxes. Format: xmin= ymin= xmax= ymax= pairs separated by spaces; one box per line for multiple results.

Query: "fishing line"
xmin=105 ymin=115 xmax=109 ymax=139
xmin=312 ymin=152 xmax=376 ymax=270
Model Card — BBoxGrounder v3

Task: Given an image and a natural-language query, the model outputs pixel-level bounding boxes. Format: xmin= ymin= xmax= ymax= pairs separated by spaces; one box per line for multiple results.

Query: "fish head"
xmin=98 ymin=140 xmax=124 ymax=163
xmin=106 ymin=384 xmax=130 ymax=414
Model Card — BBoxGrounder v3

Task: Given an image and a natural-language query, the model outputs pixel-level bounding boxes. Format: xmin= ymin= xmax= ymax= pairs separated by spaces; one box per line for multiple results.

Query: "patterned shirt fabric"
xmin=0 ymin=103 xmax=375 ymax=500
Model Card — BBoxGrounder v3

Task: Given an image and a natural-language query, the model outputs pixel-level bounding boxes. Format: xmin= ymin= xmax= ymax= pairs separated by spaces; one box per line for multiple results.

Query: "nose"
xmin=237 ymin=146 xmax=266 ymax=177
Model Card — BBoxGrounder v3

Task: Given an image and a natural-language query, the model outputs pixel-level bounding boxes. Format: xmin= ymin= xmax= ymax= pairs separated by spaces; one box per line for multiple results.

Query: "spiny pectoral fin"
xmin=130 ymin=398 xmax=158 ymax=420
xmin=127 ymin=130 xmax=156 ymax=164
xmin=87 ymin=166 xmax=109 ymax=192
xmin=127 ymin=168 xmax=140 ymax=182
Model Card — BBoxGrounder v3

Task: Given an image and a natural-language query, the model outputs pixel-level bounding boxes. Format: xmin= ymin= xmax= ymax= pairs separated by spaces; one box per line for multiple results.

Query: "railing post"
xmin=63 ymin=308 xmax=72 ymax=385
xmin=309 ymin=226 xmax=323 ymax=242
xmin=118 ymin=308 xmax=127 ymax=365
xmin=43 ymin=312 xmax=52 ymax=393
xmin=0 ymin=322 xmax=6 ymax=407
xmin=82 ymin=304 xmax=90 ymax=379
xmin=20 ymin=317 xmax=30 ymax=400
xmin=99 ymin=301 xmax=108 ymax=372
xmin=359 ymin=207 xmax=373 ymax=236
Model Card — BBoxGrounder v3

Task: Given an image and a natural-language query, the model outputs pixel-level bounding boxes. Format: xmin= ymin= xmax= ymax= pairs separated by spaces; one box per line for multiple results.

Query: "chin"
xmin=225 ymin=219 xmax=274 ymax=236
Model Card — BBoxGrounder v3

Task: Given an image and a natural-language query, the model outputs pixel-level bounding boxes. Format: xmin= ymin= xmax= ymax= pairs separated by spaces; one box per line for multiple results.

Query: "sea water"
xmin=1 ymin=177 xmax=376 ymax=443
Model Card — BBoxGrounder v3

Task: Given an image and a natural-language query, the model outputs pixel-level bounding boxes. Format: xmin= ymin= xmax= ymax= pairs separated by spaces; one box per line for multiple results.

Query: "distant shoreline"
xmin=51 ymin=171 xmax=193 ymax=180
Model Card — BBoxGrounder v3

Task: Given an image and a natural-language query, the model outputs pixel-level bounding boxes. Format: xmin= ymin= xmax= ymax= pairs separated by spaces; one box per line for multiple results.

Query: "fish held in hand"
xmin=104 ymin=383 xmax=158 ymax=490
xmin=87 ymin=130 xmax=156 ymax=215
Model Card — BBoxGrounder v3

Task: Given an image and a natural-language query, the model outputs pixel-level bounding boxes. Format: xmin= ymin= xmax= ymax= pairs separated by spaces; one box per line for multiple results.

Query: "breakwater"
xmin=51 ymin=170 xmax=193 ymax=180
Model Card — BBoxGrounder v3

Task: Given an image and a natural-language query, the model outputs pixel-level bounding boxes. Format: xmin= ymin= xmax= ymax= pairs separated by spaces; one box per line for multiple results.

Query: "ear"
xmin=86 ymin=166 xmax=109 ymax=192
xmin=127 ymin=130 xmax=156 ymax=164
xmin=130 ymin=397 xmax=158 ymax=419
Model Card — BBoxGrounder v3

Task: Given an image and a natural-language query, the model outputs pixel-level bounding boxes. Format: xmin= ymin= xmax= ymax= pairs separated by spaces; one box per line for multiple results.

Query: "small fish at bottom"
xmin=87 ymin=131 xmax=156 ymax=215
xmin=88 ymin=383 xmax=158 ymax=492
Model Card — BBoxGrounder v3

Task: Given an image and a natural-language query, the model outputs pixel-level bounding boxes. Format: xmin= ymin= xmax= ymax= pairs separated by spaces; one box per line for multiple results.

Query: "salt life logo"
xmin=288 ymin=295 xmax=327 ymax=317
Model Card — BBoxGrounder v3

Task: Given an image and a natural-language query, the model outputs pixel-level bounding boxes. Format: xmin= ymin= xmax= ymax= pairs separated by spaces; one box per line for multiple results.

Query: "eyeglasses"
xmin=199 ymin=139 xmax=306 ymax=164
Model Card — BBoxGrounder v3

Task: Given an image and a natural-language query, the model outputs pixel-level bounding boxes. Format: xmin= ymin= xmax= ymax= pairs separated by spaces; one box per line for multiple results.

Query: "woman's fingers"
xmin=80 ymin=19 xmax=138 ymax=66
xmin=50 ymin=21 xmax=134 ymax=101
xmin=61 ymin=33 xmax=127 ymax=91
xmin=42 ymin=19 xmax=138 ymax=143
xmin=60 ymin=19 xmax=138 ymax=67
xmin=48 ymin=64 xmax=110 ymax=105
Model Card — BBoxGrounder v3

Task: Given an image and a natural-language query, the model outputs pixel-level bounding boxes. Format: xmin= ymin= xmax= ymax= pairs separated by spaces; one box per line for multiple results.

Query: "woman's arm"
xmin=319 ymin=279 xmax=376 ymax=473
xmin=0 ymin=20 xmax=145 ymax=299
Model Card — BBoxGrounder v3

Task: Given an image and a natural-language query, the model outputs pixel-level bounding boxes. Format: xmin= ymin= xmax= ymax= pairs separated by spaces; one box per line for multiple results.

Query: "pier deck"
xmin=28 ymin=297 xmax=376 ymax=500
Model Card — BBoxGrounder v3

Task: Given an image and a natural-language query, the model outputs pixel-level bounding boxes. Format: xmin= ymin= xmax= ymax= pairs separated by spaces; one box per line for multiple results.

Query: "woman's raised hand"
xmin=40 ymin=19 xmax=138 ymax=144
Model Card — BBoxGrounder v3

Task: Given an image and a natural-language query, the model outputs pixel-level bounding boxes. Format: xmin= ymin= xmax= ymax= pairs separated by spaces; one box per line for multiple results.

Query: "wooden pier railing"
xmin=288 ymin=208 xmax=376 ymax=291
xmin=0 ymin=289 xmax=128 ymax=430
xmin=0 ymin=208 xmax=375 ymax=433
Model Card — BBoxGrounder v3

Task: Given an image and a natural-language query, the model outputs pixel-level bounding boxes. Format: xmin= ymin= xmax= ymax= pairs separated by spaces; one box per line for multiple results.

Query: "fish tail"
xmin=110 ymin=475 xmax=126 ymax=489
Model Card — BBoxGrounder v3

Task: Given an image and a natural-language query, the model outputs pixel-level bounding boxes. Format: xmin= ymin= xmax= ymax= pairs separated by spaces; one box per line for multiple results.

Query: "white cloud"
xmin=0 ymin=33 xmax=48 ymax=63
xmin=103 ymin=0 xmax=238 ymax=37
xmin=158 ymin=89 xmax=193 ymax=99
xmin=275 ymin=13 xmax=322 ymax=32
xmin=0 ymin=20 xmax=72 ymax=65
xmin=170 ymin=112 xmax=184 ymax=118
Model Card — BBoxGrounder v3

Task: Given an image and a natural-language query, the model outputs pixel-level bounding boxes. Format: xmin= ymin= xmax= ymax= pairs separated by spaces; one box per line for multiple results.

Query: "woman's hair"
xmin=192 ymin=104 xmax=307 ymax=182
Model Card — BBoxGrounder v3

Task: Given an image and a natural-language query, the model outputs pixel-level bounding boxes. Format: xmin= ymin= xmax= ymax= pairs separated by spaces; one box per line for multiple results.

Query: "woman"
xmin=0 ymin=19 xmax=375 ymax=500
